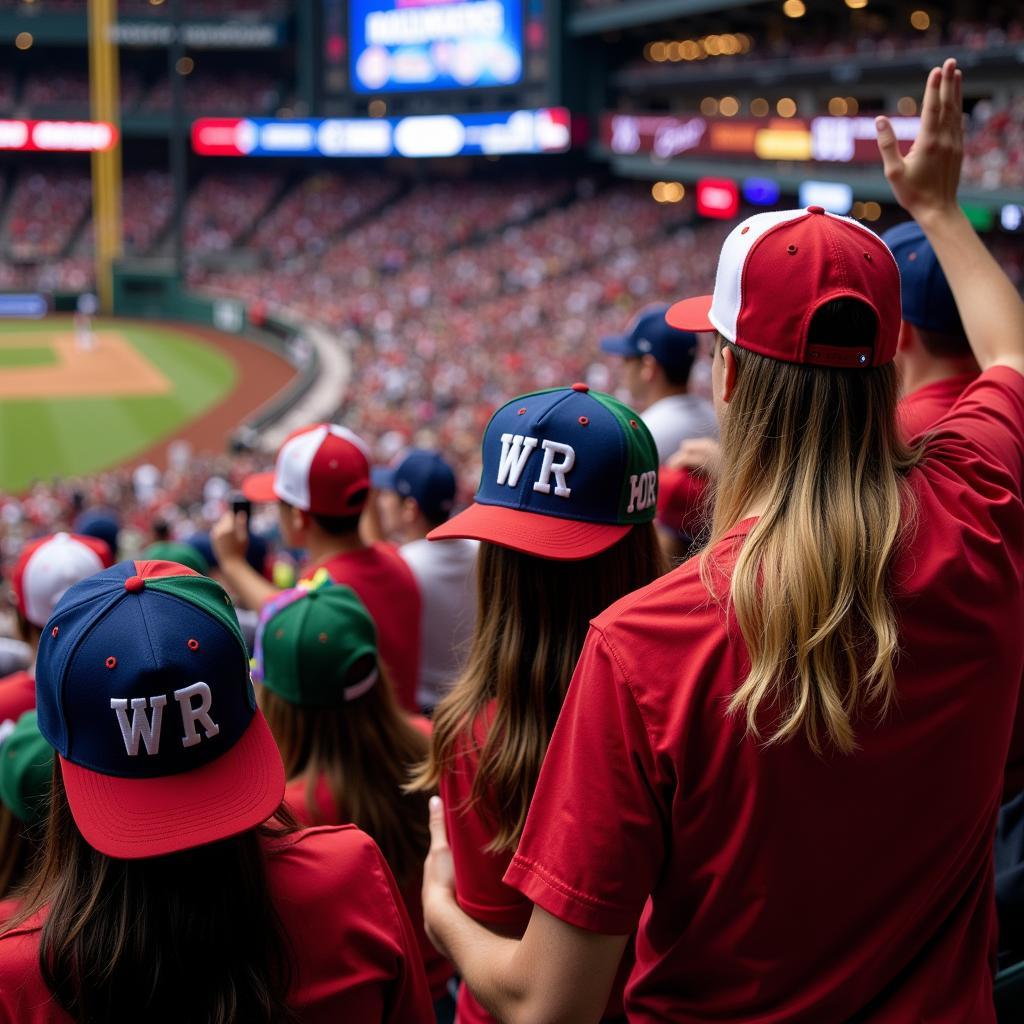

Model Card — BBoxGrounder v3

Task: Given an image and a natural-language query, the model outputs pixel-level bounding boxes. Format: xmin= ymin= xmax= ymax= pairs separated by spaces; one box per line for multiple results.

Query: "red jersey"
xmin=0 ymin=671 xmax=35 ymax=728
xmin=0 ymin=826 xmax=433 ymax=1024
xmin=898 ymin=371 xmax=977 ymax=442
xmin=282 ymin=723 xmax=451 ymax=1002
xmin=506 ymin=367 xmax=1024 ymax=1022
xmin=656 ymin=466 xmax=709 ymax=539
xmin=442 ymin=702 xmax=630 ymax=1024
xmin=303 ymin=543 xmax=422 ymax=713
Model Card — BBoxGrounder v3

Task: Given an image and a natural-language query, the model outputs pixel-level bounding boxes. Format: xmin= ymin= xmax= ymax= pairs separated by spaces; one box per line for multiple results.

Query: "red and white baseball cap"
xmin=242 ymin=424 xmax=371 ymax=517
xmin=668 ymin=206 xmax=901 ymax=369
xmin=11 ymin=532 xmax=112 ymax=629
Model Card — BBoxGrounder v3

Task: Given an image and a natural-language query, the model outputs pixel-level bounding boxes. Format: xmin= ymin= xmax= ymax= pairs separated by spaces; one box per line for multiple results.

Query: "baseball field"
xmin=0 ymin=317 xmax=294 ymax=493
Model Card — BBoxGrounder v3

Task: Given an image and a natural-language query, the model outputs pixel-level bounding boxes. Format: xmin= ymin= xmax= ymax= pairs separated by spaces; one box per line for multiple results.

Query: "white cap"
xmin=13 ymin=533 xmax=109 ymax=629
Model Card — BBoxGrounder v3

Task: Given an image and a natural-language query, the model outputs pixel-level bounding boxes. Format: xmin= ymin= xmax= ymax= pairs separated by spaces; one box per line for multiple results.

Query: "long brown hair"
xmin=5 ymin=765 xmax=298 ymax=1024
xmin=259 ymin=659 xmax=430 ymax=888
xmin=0 ymin=802 xmax=32 ymax=900
xmin=412 ymin=525 xmax=666 ymax=851
xmin=703 ymin=299 xmax=921 ymax=754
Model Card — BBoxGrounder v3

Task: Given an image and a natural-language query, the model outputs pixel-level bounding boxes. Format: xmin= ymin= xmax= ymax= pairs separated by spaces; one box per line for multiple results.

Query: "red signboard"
xmin=696 ymin=177 xmax=740 ymax=219
xmin=601 ymin=112 xmax=917 ymax=166
xmin=0 ymin=120 xmax=119 ymax=153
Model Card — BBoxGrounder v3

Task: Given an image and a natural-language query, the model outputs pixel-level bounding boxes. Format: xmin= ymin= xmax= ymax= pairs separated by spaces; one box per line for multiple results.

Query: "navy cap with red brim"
xmin=666 ymin=295 xmax=717 ymax=334
xmin=428 ymin=502 xmax=630 ymax=561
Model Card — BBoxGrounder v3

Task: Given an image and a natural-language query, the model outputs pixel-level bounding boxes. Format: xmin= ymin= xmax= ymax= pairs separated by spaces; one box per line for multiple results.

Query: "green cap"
xmin=0 ymin=710 xmax=53 ymax=825
xmin=253 ymin=583 xmax=379 ymax=708
xmin=142 ymin=542 xmax=210 ymax=577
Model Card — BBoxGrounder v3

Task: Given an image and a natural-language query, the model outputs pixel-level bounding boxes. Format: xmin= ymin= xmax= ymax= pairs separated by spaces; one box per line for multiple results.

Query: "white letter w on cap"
xmin=111 ymin=696 xmax=167 ymax=756
xmin=497 ymin=433 xmax=538 ymax=488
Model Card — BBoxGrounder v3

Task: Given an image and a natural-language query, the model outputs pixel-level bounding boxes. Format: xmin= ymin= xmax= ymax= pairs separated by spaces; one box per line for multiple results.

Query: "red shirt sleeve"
xmin=923 ymin=365 xmax=1024 ymax=495
xmin=503 ymin=627 xmax=665 ymax=935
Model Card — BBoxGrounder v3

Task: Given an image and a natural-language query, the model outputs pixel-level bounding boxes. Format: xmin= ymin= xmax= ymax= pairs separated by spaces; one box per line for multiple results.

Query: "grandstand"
xmin=0 ymin=5 xmax=1022 ymax=1017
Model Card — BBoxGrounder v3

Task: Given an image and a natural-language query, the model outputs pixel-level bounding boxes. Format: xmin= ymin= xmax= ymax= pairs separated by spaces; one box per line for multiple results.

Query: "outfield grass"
xmin=0 ymin=318 xmax=236 ymax=493
xmin=0 ymin=346 xmax=58 ymax=369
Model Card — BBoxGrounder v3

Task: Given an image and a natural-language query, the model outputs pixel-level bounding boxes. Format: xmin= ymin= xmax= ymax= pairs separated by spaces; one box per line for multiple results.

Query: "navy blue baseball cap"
xmin=882 ymin=221 xmax=964 ymax=335
xmin=429 ymin=384 xmax=658 ymax=560
xmin=73 ymin=508 xmax=120 ymax=558
xmin=372 ymin=449 xmax=457 ymax=523
xmin=600 ymin=305 xmax=699 ymax=379
xmin=35 ymin=559 xmax=284 ymax=859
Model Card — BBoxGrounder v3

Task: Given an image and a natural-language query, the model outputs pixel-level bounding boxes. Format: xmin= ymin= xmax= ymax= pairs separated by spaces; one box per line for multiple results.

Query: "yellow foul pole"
xmin=88 ymin=0 xmax=122 ymax=313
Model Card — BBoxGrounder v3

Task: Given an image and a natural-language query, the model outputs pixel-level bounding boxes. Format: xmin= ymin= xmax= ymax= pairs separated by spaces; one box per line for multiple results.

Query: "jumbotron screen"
xmin=350 ymin=0 xmax=523 ymax=94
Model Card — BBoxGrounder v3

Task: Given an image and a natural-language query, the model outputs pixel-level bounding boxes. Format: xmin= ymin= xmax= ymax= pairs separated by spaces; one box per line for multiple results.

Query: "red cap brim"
xmin=666 ymin=295 xmax=716 ymax=333
xmin=241 ymin=472 xmax=278 ymax=504
xmin=428 ymin=503 xmax=630 ymax=561
xmin=61 ymin=710 xmax=285 ymax=859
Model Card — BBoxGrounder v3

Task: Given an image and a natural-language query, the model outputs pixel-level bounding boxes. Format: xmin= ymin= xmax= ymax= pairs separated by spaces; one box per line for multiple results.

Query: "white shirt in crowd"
xmin=642 ymin=394 xmax=719 ymax=463
xmin=399 ymin=537 xmax=479 ymax=710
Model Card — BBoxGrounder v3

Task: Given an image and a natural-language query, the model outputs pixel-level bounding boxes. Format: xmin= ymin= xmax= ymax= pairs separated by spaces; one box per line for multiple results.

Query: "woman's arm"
xmin=423 ymin=797 xmax=628 ymax=1024
xmin=876 ymin=58 xmax=1024 ymax=376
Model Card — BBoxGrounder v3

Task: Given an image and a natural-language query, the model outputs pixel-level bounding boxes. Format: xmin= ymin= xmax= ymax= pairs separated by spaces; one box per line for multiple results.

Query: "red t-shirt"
xmin=0 ymin=671 xmax=35 ymax=728
xmin=303 ymin=543 xmax=422 ymax=713
xmin=506 ymin=367 xmax=1024 ymax=1022
xmin=898 ymin=371 xmax=978 ymax=442
xmin=442 ymin=702 xmax=630 ymax=1024
xmin=0 ymin=826 xmax=434 ymax=1024
xmin=282 ymin=718 xmax=451 ymax=1002
xmin=656 ymin=466 xmax=709 ymax=540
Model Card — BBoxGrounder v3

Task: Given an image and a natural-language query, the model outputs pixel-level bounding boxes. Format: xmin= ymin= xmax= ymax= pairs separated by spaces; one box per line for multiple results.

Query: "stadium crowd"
xmin=1 ymin=58 xmax=1024 ymax=1024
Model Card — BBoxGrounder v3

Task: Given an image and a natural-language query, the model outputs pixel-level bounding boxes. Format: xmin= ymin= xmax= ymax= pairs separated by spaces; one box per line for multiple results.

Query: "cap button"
xmin=571 ymin=382 xmax=589 ymax=393
xmin=124 ymin=575 xmax=145 ymax=594
xmin=807 ymin=205 xmax=825 ymax=215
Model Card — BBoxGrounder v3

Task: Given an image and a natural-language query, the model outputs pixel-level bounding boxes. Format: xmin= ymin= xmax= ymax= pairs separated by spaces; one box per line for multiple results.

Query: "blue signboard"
xmin=0 ymin=293 xmax=47 ymax=318
xmin=350 ymin=0 xmax=523 ymax=94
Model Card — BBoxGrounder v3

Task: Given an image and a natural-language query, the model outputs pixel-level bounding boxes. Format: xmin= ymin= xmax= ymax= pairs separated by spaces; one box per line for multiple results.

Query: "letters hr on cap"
xmin=110 ymin=682 xmax=221 ymax=756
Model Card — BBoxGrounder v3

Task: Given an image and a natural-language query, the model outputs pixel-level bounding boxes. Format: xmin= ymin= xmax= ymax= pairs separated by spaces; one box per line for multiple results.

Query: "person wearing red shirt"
xmin=0 ymin=532 xmax=111 ymax=728
xmin=252 ymin=580 xmax=453 ymax=1019
xmin=410 ymin=384 xmax=668 ymax=1023
xmin=212 ymin=423 xmax=422 ymax=712
xmin=0 ymin=559 xmax=433 ymax=1023
xmin=422 ymin=60 xmax=1024 ymax=1022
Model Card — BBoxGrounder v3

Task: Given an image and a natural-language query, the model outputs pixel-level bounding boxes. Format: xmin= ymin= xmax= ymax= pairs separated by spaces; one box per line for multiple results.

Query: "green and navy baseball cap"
xmin=34 ymin=560 xmax=285 ymax=860
xmin=429 ymin=384 xmax=658 ymax=560
xmin=0 ymin=710 xmax=53 ymax=825
xmin=141 ymin=541 xmax=210 ymax=577
xmin=253 ymin=582 xmax=379 ymax=707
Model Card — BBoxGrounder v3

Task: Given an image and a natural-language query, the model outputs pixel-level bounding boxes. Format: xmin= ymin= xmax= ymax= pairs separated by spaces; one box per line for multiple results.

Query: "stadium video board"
xmin=350 ymin=0 xmax=523 ymax=94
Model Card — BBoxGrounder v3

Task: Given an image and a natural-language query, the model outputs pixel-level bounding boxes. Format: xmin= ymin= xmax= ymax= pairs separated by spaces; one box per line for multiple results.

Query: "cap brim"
xmin=666 ymin=295 xmax=716 ymax=333
xmin=428 ymin=503 xmax=630 ymax=561
xmin=241 ymin=472 xmax=278 ymax=504
xmin=370 ymin=467 xmax=398 ymax=491
xmin=599 ymin=334 xmax=636 ymax=357
xmin=60 ymin=710 xmax=285 ymax=860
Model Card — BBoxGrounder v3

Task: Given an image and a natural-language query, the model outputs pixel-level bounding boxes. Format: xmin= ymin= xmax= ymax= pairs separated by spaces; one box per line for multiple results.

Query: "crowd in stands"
xmin=964 ymin=94 xmax=1024 ymax=191
xmin=0 ymin=0 xmax=286 ymax=13
xmin=2 ymin=168 xmax=90 ymax=262
xmin=142 ymin=69 xmax=281 ymax=116
xmin=182 ymin=169 xmax=284 ymax=254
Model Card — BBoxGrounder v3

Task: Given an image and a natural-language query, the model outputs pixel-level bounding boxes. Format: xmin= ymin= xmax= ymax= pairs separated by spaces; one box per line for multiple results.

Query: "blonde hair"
xmin=703 ymin=301 xmax=922 ymax=754
xmin=411 ymin=527 xmax=667 ymax=851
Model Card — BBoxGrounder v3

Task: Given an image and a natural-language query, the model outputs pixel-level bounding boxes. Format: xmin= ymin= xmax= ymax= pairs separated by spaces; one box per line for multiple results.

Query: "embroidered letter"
xmin=496 ymin=433 xmax=539 ymax=488
xmin=111 ymin=695 xmax=167 ymax=756
xmin=627 ymin=471 xmax=657 ymax=513
xmin=175 ymin=682 xmax=220 ymax=748
xmin=533 ymin=440 xmax=576 ymax=498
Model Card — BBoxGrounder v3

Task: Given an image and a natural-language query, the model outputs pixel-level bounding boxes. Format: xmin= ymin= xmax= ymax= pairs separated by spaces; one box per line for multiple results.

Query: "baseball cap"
xmin=142 ymin=541 xmax=210 ymax=577
xmin=667 ymin=206 xmax=901 ymax=368
xmin=881 ymin=220 xmax=964 ymax=335
xmin=243 ymin=424 xmax=371 ymax=517
xmin=601 ymin=305 xmax=699 ymax=379
xmin=35 ymin=559 xmax=285 ymax=860
xmin=11 ymin=532 xmax=112 ymax=629
xmin=254 ymin=582 xmax=378 ymax=708
xmin=371 ymin=449 xmax=457 ymax=524
xmin=0 ymin=710 xmax=53 ymax=825
xmin=429 ymin=384 xmax=658 ymax=560
xmin=73 ymin=509 xmax=120 ymax=557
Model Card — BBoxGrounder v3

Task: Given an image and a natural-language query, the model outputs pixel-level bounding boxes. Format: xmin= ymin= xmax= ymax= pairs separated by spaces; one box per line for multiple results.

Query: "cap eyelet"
xmin=517 ymin=407 xmax=527 ymax=415
xmin=274 ymin=628 xmax=285 ymax=639
xmin=741 ymin=226 xmax=750 ymax=234
xmin=787 ymin=244 xmax=798 ymax=255
xmin=318 ymin=632 xmax=329 ymax=644
xmin=578 ymin=416 xmax=589 ymax=426
xmin=629 ymin=419 xmax=639 ymax=429
xmin=908 ymin=251 xmax=918 ymax=261
xmin=51 ymin=626 xmax=58 ymax=638
xmin=187 ymin=638 xmax=200 ymax=652
xmin=105 ymin=656 xmax=117 ymax=670
xmin=863 ymin=252 xmax=873 ymax=262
